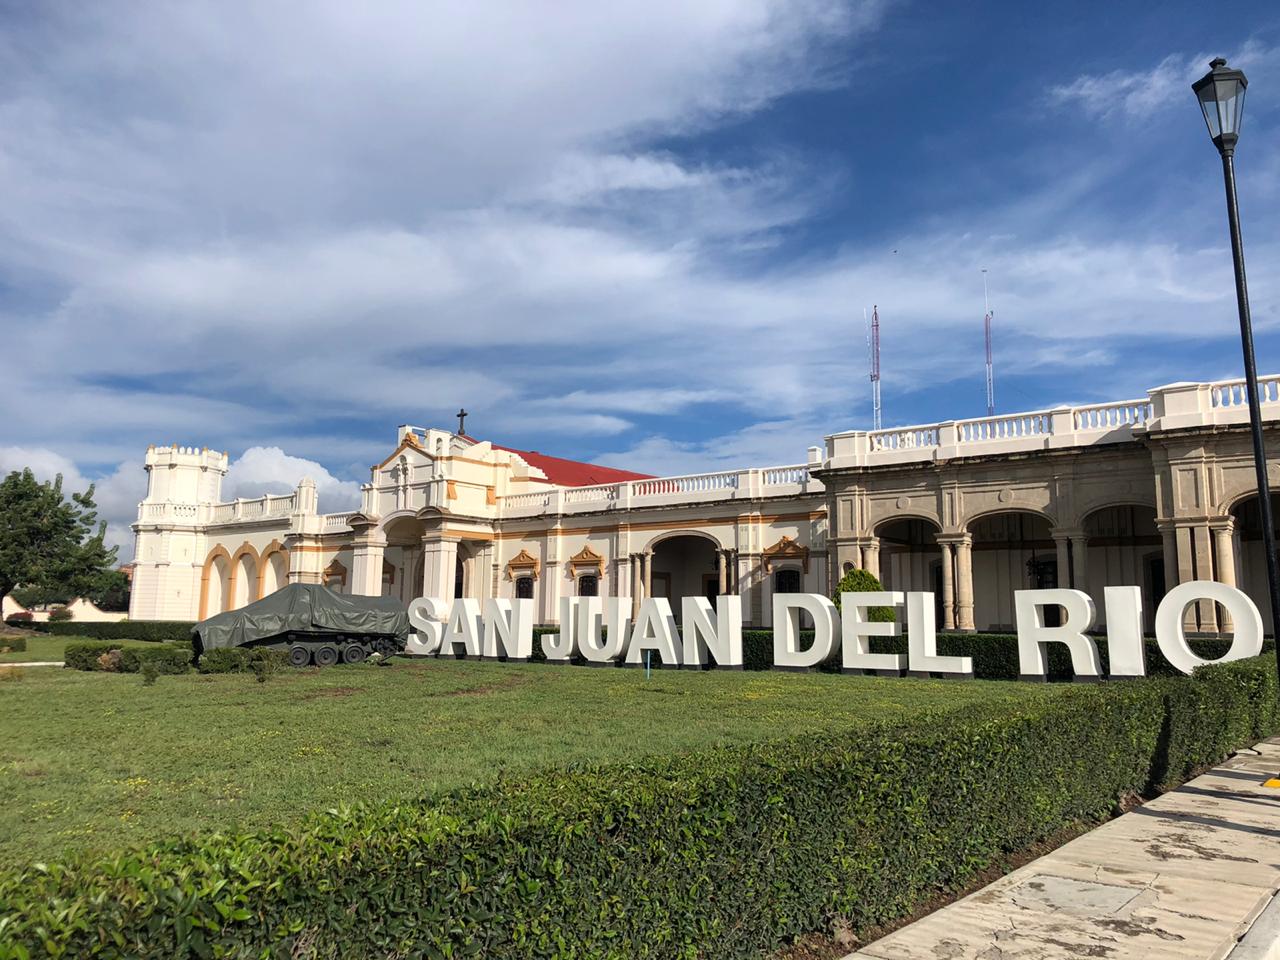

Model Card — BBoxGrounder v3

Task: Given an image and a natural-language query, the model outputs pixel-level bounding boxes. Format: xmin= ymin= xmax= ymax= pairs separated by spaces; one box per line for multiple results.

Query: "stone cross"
xmin=456 ymin=408 xmax=468 ymax=434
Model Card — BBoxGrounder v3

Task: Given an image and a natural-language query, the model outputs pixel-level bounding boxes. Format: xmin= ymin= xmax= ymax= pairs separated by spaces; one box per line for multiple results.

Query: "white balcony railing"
xmin=205 ymin=493 xmax=296 ymax=526
xmin=827 ymin=376 xmax=1280 ymax=468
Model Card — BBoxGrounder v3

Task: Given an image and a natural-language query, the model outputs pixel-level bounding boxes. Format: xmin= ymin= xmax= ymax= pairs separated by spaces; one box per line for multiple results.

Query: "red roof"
xmin=471 ymin=439 xmax=653 ymax=487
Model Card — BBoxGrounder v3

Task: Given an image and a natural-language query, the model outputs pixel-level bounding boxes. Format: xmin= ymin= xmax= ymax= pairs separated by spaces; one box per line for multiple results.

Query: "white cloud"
xmin=1048 ymin=41 xmax=1277 ymax=122
xmin=223 ymin=447 xmax=362 ymax=514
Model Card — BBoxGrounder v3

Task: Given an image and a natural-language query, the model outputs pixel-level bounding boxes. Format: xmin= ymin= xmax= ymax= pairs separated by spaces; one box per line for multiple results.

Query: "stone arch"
xmin=966 ymin=510 xmax=1057 ymax=631
xmin=962 ymin=505 xmax=1058 ymax=532
xmin=1228 ymin=492 xmax=1280 ymax=627
xmin=647 ymin=532 xmax=723 ymax=617
xmin=199 ymin=545 xmax=232 ymax=619
xmin=641 ymin=528 xmax=726 ymax=553
xmin=227 ymin=542 xmax=261 ymax=611
xmin=259 ymin=540 xmax=290 ymax=598
xmin=1079 ymin=503 xmax=1163 ymax=632
xmin=872 ymin=512 xmax=942 ymax=536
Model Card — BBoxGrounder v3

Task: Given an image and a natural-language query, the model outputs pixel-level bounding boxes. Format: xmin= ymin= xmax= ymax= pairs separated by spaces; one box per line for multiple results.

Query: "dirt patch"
xmin=438 ymin=678 xmax=527 ymax=697
xmin=299 ymin=686 xmax=363 ymax=701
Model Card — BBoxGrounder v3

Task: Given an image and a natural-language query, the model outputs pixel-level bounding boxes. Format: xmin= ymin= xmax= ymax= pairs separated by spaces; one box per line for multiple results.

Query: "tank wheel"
xmin=288 ymin=644 xmax=311 ymax=668
xmin=374 ymin=638 xmax=396 ymax=657
xmin=342 ymin=643 xmax=367 ymax=665
xmin=313 ymin=644 xmax=340 ymax=668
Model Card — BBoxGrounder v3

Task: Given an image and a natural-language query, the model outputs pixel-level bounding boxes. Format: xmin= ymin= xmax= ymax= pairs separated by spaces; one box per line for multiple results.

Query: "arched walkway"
xmin=1081 ymin=504 xmax=1162 ymax=632
xmin=259 ymin=543 xmax=290 ymax=598
xmin=199 ymin=547 xmax=232 ymax=619
xmin=875 ymin=517 xmax=943 ymax=626
xmin=229 ymin=546 xmax=259 ymax=611
xmin=649 ymin=533 xmax=721 ymax=619
xmin=968 ymin=511 xmax=1055 ymax=631
xmin=1230 ymin=493 xmax=1280 ymax=628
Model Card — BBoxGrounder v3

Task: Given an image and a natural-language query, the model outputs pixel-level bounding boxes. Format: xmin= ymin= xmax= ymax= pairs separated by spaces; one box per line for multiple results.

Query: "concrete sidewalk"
xmin=850 ymin=738 xmax=1280 ymax=960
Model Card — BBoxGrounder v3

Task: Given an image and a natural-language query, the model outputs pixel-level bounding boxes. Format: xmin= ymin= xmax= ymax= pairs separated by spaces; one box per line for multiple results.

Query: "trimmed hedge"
xmin=64 ymin=641 xmax=192 ymax=673
xmin=740 ymin=629 xmax=1276 ymax=677
xmin=23 ymin=620 xmax=194 ymax=642
xmin=0 ymin=657 xmax=1275 ymax=959
xmin=0 ymin=635 xmax=26 ymax=653
xmin=197 ymin=646 xmax=290 ymax=675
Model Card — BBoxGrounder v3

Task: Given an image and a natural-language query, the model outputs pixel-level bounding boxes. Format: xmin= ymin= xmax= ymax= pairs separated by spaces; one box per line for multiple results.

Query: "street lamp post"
xmin=1192 ymin=58 xmax=1280 ymax=681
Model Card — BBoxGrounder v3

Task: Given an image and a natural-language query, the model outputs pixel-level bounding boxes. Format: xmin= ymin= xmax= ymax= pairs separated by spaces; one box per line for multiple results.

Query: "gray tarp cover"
xmin=193 ymin=583 xmax=410 ymax=650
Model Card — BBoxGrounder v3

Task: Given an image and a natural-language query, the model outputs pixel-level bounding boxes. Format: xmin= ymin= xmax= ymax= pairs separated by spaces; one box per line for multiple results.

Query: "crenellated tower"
xmin=128 ymin=445 xmax=229 ymax=621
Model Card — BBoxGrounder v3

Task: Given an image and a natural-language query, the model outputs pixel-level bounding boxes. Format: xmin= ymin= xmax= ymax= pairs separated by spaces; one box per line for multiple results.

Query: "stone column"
xmin=630 ymin=553 xmax=642 ymax=617
xmin=642 ymin=550 xmax=653 ymax=599
xmin=718 ymin=549 xmax=729 ymax=594
xmin=939 ymin=541 xmax=955 ymax=630
xmin=1160 ymin=524 xmax=1179 ymax=594
xmin=420 ymin=536 xmax=459 ymax=600
xmin=1213 ymin=522 xmax=1237 ymax=588
xmin=863 ymin=538 xmax=881 ymax=581
xmin=954 ymin=537 xmax=975 ymax=631
xmin=1213 ymin=521 xmax=1236 ymax=633
xmin=350 ymin=531 xmax=387 ymax=597
xmin=1054 ymin=535 xmax=1071 ymax=588
xmin=1070 ymin=534 xmax=1088 ymax=596
xmin=1193 ymin=525 xmax=1219 ymax=633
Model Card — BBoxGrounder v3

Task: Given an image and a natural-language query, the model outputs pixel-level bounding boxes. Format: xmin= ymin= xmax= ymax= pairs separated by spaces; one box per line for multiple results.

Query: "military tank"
xmin=192 ymin=583 xmax=410 ymax=667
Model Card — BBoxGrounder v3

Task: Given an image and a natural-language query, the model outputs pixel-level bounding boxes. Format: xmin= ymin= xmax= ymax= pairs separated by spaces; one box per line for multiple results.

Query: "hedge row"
xmin=64 ymin=641 xmax=193 ymax=674
xmin=1 ymin=657 xmax=1276 ymax=959
xmin=196 ymin=646 xmax=290 ymax=675
xmin=738 ymin=630 xmax=1276 ymax=678
xmin=0 ymin=635 xmax=26 ymax=653
xmin=10 ymin=620 xmax=194 ymax=642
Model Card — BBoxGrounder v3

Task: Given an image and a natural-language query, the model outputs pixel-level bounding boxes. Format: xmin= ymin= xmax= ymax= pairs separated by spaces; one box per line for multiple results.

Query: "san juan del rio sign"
xmin=405 ymin=580 xmax=1265 ymax=681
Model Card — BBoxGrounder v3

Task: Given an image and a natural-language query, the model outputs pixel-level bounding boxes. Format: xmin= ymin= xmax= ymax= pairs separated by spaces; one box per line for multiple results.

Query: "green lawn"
xmin=0 ymin=634 xmax=154 ymax=664
xmin=0 ymin=659 xmax=1068 ymax=868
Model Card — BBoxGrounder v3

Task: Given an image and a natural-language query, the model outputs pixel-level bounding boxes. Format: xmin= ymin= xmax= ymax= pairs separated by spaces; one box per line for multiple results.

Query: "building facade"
xmin=129 ymin=376 xmax=1280 ymax=634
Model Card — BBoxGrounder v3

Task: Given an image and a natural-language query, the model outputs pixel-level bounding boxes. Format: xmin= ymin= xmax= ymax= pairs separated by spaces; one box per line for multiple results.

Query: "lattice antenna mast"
xmin=983 ymin=270 xmax=994 ymax=417
xmin=870 ymin=304 xmax=882 ymax=431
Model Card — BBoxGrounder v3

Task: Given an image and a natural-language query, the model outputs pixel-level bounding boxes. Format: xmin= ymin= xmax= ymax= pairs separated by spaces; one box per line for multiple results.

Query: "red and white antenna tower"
xmin=869 ymin=304 xmax=882 ymax=430
xmin=982 ymin=270 xmax=994 ymax=417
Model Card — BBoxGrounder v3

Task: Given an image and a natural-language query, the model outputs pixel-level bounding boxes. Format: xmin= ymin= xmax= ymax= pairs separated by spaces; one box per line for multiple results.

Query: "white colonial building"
xmin=129 ymin=376 xmax=1280 ymax=634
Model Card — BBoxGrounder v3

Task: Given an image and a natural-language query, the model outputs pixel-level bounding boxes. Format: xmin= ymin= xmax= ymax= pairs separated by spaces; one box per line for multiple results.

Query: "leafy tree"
xmin=87 ymin=569 xmax=132 ymax=612
xmin=0 ymin=469 xmax=118 ymax=616
xmin=833 ymin=568 xmax=896 ymax=622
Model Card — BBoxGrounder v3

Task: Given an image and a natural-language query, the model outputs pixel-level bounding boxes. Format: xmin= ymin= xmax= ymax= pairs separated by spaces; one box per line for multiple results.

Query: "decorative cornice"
xmin=505 ymin=548 xmax=541 ymax=580
xmin=567 ymin=545 xmax=605 ymax=578
xmin=762 ymin=535 xmax=809 ymax=573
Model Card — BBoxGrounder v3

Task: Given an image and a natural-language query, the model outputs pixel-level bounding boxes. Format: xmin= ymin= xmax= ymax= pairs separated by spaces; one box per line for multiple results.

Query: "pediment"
xmin=763 ymin=536 xmax=809 ymax=572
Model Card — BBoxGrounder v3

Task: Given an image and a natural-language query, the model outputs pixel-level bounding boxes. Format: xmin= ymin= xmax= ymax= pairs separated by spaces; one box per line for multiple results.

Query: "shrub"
xmin=46 ymin=605 xmax=73 ymax=622
xmin=0 ymin=657 xmax=1275 ymax=959
xmin=26 ymin=620 xmax=195 ymax=642
xmin=140 ymin=661 xmax=161 ymax=686
xmin=249 ymin=647 xmax=287 ymax=683
xmin=833 ymin=568 xmax=895 ymax=621
xmin=65 ymin=641 xmax=191 ymax=674
xmin=119 ymin=644 xmax=192 ymax=676
xmin=4 ymin=611 xmax=34 ymax=624
xmin=197 ymin=647 xmax=251 ymax=674
xmin=0 ymin=635 xmax=26 ymax=653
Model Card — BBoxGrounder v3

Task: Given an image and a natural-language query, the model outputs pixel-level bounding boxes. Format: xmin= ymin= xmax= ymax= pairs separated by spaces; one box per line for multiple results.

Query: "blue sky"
xmin=2 ymin=1 xmax=1278 ymax=555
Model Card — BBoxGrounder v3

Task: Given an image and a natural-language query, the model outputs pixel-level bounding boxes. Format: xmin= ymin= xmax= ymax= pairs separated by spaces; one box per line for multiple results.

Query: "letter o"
xmin=1154 ymin=580 xmax=1263 ymax=674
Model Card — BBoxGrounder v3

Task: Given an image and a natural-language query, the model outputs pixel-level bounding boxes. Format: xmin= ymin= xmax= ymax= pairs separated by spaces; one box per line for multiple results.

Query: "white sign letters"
xmin=404 ymin=581 xmax=1267 ymax=680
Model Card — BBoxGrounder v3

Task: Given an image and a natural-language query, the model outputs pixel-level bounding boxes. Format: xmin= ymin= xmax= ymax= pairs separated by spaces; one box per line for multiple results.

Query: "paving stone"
xmin=851 ymin=738 xmax=1280 ymax=960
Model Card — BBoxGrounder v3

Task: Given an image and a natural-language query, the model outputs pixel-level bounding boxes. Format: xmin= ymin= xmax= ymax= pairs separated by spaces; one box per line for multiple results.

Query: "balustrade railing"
xmin=762 ymin=465 xmax=808 ymax=485
xmin=1211 ymin=375 xmax=1280 ymax=408
xmin=323 ymin=512 xmax=355 ymax=531
xmin=564 ymin=484 xmax=620 ymax=504
xmin=869 ymin=426 xmax=940 ymax=451
xmin=630 ymin=472 xmax=738 ymax=497
xmin=1073 ymin=400 xmax=1151 ymax=431
xmin=956 ymin=412 xmax=1051 ymax=443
